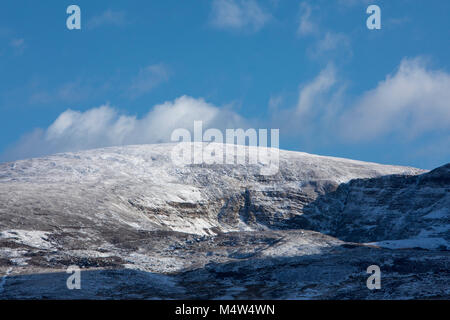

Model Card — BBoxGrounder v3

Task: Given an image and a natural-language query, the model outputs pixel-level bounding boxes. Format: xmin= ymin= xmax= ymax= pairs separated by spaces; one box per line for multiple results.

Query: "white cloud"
xmin=273 ymin=57 xmax=450 ymax=149
xmin=316 ymin=32 xmax=350 ymax=54
xmin=210 ymin=0 xmax=272 ymax=32
xmin=87 ymin=9 xmax=127 ymax=29
xmin=308 ymin=32 xmax=352 ymax=60
xmin=271 ymin=64 xmax=345 ymax=140
xmin=128 ymin=64 xmax=170 ymax=98
xmin=268 ymin=94 xmax=284 ymax=112
xmin=295 ymin=3 xmax=352 ymax=62
xmin=297 ymin=2 xmax=316 ymax=36
xmin=296 ymin=64 xmax=337 ymax=116
xmin=339 ymin=58 xmax=450 ymax=141
xmin=3 ymin=96 xmax=247 ymax=161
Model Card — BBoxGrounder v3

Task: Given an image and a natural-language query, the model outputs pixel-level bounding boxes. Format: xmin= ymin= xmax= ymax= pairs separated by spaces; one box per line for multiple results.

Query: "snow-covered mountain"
xmin=0 ymin=143 xmax=448 ymax=299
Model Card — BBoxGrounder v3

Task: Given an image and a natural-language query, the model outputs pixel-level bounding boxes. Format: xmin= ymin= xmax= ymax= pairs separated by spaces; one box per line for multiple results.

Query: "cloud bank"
xmin=3 ymin=96 xmax=246 ymax=161
xmin=339 ymin=58 xmax=450 ymax=141
xmin=274 ymin=57 xmax=450 ymax=147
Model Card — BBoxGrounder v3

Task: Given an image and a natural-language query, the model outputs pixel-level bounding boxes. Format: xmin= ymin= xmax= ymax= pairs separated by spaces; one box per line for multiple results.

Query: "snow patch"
xmin=0 ymin=230 xmax=54 ymax=250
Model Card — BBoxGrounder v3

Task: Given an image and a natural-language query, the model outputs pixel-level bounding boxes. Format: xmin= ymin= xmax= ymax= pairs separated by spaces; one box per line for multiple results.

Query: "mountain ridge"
xmin=0 ymin=143 xmax=448 ymax=299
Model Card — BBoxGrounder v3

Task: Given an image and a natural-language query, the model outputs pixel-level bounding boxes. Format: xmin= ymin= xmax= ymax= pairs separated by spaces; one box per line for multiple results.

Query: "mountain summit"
xmin=0 ymin=143 xmax=448 ymax=299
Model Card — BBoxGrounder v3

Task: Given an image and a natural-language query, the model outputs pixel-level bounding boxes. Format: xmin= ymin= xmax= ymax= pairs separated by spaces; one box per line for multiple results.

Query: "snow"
xmin=0 ymin=142 xmax=425 ymax=236
xmin=0 ymin=230 xmax=54 ymax=250
xmin=0 ymin=142 xmax=424 ymax=185
xmin=0 ymin=143 xmax=447 ymax=299
xmin=260 ymin=232 xmax=343 ymax=258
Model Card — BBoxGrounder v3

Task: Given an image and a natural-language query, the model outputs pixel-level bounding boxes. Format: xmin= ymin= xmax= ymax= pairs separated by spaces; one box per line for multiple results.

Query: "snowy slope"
xmin=0 ymin=142 xmax=424 ymax=235
xmin=0 ymin=143 xmax=448 ymax=299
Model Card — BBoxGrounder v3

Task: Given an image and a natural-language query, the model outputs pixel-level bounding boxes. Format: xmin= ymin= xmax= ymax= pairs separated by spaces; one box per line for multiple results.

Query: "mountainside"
xmin=302 ymin=163 xmax=450 ymax=246
xmin=0 ymin=143 xmax=448 ymax=299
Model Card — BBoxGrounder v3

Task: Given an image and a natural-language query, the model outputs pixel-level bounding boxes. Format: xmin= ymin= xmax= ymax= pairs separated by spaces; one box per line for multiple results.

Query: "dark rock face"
xmin=302 ymin=165 xmax=450 ymax=244
xmin=0 ymin=143 xmax=448 ymax=299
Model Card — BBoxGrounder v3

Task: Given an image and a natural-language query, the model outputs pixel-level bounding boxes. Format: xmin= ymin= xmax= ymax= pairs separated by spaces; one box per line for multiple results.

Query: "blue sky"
xmin=0 ymin=0 xmax=449 ymax=169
